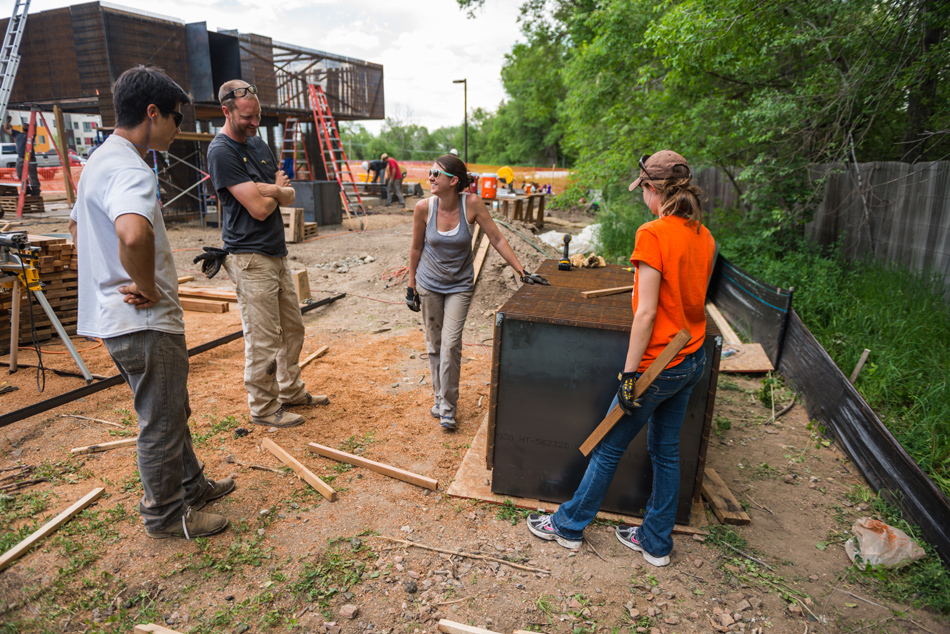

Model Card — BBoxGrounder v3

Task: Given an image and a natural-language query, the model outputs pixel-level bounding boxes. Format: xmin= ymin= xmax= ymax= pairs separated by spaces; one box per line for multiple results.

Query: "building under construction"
xmin=1 ymin=1 xmax=384 ymax=218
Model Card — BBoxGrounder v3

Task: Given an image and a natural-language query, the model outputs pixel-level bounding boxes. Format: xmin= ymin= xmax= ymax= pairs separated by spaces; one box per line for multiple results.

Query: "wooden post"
xmin=53 ymin=106 xmax=76 ymax=205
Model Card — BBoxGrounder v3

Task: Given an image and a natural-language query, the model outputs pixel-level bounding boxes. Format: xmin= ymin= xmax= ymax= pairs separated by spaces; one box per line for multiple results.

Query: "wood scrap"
xmin=849 ymin=348 xmax=871 ymax=384
xmin=307 ymin=442 xmax=438 ymax=490
xmin=437 ymin=620 xmax=503 ymax=634
xmin=0 ymin=477 xmax=49 ymax=492
xmin=705 ymin=302 xmax=741 ymax=345
xmin=70 ymin=437 xmax=138 ymax=455
xmin=376 ymin=536 xmax=550 ymax=574
xmin=177 ymin=287 xmax=238 ymax=302
xmin=292 ymin=269 xmax=310 ymax=301
xmin=0 ymin=487 xmax=104 ymax=571
xmin=176 ymin=275 xmax=194 ymax=284
xmin=702 ymin=468 xmax=751 ymax=525
xmin=180 ymin=297 xmax=229 ymax=313
xmin=261 ymin=438 xmax=337 ymax=501
xmin=299 ymin=346 xmax=329 ymax=369
xmin=581 ymin=285 xmax=634 ymax=299
xmin=134 ymin=625 xmax=185 ymax=634
xmin=580 ymin=329 xmax=691 ymax=456
xmin=472 ymin=234 xmax=491 ymax=285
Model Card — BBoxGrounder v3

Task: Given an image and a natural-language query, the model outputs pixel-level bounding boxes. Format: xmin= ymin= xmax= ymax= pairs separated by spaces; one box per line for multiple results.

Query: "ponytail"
xmin=655 ymin=177 xmax=705 ymax=229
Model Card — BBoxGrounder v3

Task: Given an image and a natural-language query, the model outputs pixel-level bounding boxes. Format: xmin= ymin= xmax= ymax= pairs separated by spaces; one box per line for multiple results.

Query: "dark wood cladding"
xmin=237 ymin=33 xmax=278 ymax=108
xmin=70 ymin=2 xmax=110 ymax=98
xmin=4 ymin=8 xmax=84 ymax=103
xmin=100 ymin=7 xmax=191 ymax=95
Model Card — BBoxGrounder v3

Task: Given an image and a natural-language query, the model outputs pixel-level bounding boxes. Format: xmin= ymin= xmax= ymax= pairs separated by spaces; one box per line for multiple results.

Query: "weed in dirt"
xmin=187 ymin=518 xmax=275 ymax=575
xmin=714 ymin=415 xmax=732 ymax=437
xmin=496 ymin=498 xmax=530 ymax=525
xmin=758 ymin=373 xmax=786 ymax=409
xmin=34 ymin=457 xmax=90 ymax=484
xmin=751 ymin=462 xmax=780 ymax=480
xmin=340 ymin=431 xmax=376 ymax=453
xmin=290 ymin=535 xmax=374 ymax=610
xmin=0 ymin=490 xmax=50 ymax=551
xmin=193 ymin=414 xmax=241 ymax=446
xmin=535 ymin=593 xmax=559 ymax=621
xmin=718 ymin=377 xmax=744 ymax=392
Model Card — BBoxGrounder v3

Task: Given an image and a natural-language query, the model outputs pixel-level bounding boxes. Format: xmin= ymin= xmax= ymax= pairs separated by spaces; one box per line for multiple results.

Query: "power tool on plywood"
xmin=558 ymin=234 xmax=572 ymax=270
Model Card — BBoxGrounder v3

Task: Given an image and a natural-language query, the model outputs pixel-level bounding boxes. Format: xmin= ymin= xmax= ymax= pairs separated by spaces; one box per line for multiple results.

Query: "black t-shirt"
xmin=207 ymin=133 xmax=287 ymax=257
xmin=368 ymin=159 xmax=385 ymax=174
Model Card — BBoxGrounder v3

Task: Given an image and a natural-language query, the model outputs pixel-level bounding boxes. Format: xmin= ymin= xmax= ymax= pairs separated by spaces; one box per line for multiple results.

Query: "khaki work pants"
xmin=418 ymin=285 xmax=473 ymax=419
xmin=224 ymin=252 xmax=307 ymax=417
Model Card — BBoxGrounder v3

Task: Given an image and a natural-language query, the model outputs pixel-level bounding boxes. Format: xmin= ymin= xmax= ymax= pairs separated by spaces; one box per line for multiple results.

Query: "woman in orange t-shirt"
xmin=527 ymin=150 xmax=715 ymax=567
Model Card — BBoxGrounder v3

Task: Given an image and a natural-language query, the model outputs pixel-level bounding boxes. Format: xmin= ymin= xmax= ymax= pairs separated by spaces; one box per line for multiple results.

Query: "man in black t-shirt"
xmin=207 ymin=80 xmax=328 ymax=428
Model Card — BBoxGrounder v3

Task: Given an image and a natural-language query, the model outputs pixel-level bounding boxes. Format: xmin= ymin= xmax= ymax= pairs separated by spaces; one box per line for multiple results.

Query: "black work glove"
xmin=617 ymin=371 xmax=641 ymax=416
xmin=406 ymin=286 xmax=421 ymax=312
xmin=192 ymin=247 xmax=229 ymax=279
xmin=520 ymin=270 xmax=550 ymax=285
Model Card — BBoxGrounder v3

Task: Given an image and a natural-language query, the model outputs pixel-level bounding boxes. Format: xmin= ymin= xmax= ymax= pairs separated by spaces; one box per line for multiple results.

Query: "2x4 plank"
xmin=262 ymin=438 xmax=337 ymax=501
xmin=702 ymin=468 xmax=751 ymax=525
xmin=307 ymin=442 xmax=438 ymax=490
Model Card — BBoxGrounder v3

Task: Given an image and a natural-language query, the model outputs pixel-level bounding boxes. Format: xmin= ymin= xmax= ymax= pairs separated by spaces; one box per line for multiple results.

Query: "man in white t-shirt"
xmin=68 ymin=65 xmax=234 ymax=540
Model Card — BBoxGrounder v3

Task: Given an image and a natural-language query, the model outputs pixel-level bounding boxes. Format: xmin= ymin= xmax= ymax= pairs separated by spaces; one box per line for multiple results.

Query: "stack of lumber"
xmin=281 ymin=207 xmax=317 ymax=243
xmin=0 ymin=184 xmax=45 ymax=215
xmin=0 ymin=235 xmax=77 ymax=354
xmin=177 ymin=285 xmax=236 ymax=313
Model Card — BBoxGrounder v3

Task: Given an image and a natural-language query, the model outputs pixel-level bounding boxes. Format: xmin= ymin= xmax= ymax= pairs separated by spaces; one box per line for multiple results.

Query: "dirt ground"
xmin=0 ymin=196 xmax=945 ymax=634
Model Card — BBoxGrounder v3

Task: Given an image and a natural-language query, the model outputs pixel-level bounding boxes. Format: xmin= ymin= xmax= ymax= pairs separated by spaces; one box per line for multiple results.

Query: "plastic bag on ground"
xmin=844 ymin=517 xmax=925 ymax=569
xmin=539 ymin=224 xmax=602 ymax=256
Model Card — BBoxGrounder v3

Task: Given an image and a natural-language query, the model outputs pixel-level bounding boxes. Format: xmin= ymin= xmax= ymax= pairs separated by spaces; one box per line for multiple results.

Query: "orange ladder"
xmin=308 ymin=84 xmax=366 ymax=229
xmin=279 ymin=117 xmax=311 ymax=180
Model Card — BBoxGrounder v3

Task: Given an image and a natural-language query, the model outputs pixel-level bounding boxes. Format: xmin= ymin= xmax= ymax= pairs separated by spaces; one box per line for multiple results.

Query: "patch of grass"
xmin=714 ymin=415 xmax=732 ymax=437
xmin=718 ymin=377 xmax=745 ymax=392
xmin=705 ymin=525 xmax=750 ymax=552
xmin=340 ymin=431 xmax=376 ymax=454
xmin=34 ymin=458 xmax=90 ymax=484
xmin=535 ymin=594 xmax=559 ymax=621
xmin=193 ymin=414 xmax=241 ymax=446
xmin=290 ymin=536 xmax=374 ymax=609
xmin=496 ymin=499 xmax=530 ymax=525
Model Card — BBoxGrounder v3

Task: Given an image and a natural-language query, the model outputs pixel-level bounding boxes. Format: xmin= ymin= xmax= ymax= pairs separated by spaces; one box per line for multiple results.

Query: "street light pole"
xmin=453 ymin=78 xmax=467 ymax=163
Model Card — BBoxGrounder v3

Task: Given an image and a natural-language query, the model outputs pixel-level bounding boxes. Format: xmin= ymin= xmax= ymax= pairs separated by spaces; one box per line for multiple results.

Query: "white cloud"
xmin=30 ymin=0 xmax=525 ymax=131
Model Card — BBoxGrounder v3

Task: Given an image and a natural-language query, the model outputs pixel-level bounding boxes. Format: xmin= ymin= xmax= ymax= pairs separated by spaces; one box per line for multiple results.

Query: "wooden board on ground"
xmin=702 ymin=468 xmax=751 ymax=525
xmin=447 ymin=417 xmax=707 ymax=534
xmin=134 ymin=626 xmax=185 ymax=634
xmin=438 ymin=620 xmax=503 ymax=634
xmin=71 ymin=437 xmax=138 ymax=455
xmin=180 ymin=297 xmax=229 ymax=313
xmin=472 ymin=234 xmax=491 ymax=285
xmin=177 ymin=276 xmax=194 ymax=284
xmin=262 ymin=438 xmax=337 ymax=501
xmin=177 ymin=287 xmax=238 ymax=302
xmin=300 ymin=346 xmax=329 ymax=369
xmin=581 ymin=285 xmax=634 ymax=299
xmin=292 ymin=269 xmax=310 ymax=301
xmin=307 ymin=442 xmax=438 ymax=490
xmin=720 ymin=342 xmax=774 ymax=373
xmin=0 ymin=487 xmax=104 ymax=571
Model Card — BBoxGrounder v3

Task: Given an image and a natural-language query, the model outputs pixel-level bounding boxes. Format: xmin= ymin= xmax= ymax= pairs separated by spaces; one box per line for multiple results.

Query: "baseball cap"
xmin=381 ymin=153 xmax=389 ymax=160
xmin=628 ymin=150 xmax=692 ymax=191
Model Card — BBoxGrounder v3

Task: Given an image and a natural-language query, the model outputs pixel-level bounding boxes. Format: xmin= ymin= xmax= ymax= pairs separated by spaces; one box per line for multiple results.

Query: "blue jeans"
xmin=551 ymin=347 xmax=706 ymax=556
xmin=104 ymin=331 xmax=207 ymax=531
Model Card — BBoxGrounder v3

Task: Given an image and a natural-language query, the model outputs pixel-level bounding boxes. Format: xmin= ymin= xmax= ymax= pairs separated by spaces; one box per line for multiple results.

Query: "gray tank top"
xmin=416 ymin=195 xmax=476 ymax=293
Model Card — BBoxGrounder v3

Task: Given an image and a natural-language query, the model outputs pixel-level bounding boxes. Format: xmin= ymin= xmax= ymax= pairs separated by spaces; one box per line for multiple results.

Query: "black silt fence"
xmin=707 ymin=257 xmax=793 ymax=366
xmin=708 ymin=256 xmax=950 ymax=569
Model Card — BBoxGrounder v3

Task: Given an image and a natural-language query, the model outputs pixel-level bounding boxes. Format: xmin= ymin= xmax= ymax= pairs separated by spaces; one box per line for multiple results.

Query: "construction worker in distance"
xmin=69 ymin=65 xmax=234 ymax=540
xmin=362 ymin=157 xmax=386 ymax=198
xmin=206 ymin=79 xmax=329 ymax=429
xmin=384 ymin=152 xmax=405 ymax=207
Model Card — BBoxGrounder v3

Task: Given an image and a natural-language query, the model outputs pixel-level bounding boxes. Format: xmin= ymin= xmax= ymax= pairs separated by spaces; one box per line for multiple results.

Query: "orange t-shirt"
xmin=630 ymin=215 xmax=716 ymax=372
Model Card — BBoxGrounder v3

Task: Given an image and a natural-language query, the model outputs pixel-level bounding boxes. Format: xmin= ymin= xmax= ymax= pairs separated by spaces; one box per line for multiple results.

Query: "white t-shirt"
xmin=70 ymin=134 xmax=184 ymax=337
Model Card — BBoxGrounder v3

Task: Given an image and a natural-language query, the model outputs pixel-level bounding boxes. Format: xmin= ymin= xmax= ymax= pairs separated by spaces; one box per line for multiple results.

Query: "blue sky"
xmin=26 ymin=0 xmax=525 ymax=132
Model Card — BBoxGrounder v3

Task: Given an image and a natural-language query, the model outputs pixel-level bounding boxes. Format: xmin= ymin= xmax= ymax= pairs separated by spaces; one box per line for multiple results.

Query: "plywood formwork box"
xmin=488 ymin=261 xmax=722 ymax=525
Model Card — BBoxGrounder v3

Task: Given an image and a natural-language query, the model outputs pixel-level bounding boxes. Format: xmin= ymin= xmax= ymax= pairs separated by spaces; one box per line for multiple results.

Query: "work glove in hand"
xmin=520 ymin=270 xmax=550 ymax=285
xmin=617 ymin=371 xmax=641 ymax=416
xmin=193 ymin=247 xmax=229 ymax=279
xmin=406 ymin=286 xmax=421 ymax=312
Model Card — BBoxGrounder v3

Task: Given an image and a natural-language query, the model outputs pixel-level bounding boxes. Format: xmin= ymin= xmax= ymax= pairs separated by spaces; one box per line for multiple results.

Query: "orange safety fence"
xmin=0 ymin=166 xmax=84 ymax=192
xmin=345 ymin=161 xmax=572 ymax=195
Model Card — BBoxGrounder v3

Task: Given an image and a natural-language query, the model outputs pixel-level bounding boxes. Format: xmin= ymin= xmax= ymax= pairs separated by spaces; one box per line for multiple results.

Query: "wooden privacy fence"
xmin=698 ymin=161 xmax=950 ymax=297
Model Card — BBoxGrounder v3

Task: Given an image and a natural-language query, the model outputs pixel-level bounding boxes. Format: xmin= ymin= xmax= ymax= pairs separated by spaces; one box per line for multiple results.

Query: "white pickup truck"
xmin=1 ymin=142 xmax=83 ymax=168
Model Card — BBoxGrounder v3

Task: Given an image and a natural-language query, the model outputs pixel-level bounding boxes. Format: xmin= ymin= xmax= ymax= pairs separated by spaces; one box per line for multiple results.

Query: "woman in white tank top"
xmin=406 ymin=154 xmax=548 ymax=430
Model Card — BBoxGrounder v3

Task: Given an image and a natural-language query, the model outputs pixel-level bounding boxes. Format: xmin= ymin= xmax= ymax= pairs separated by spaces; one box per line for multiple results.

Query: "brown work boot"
xmin=280 ymin=392 xmax=329 ymax=407
xmin=191 ymin=477 xmax=236 ymax=512
xmin=250 ymin=407 xmax=304 ymax=428
xmin=146 ymin=507 xmax=229 ymax=540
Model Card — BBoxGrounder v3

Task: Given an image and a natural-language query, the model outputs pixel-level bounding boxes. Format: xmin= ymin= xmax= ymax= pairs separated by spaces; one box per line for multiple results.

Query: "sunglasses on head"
xmin=428 ymin=168 xmax=456 ymax=179
xmin=161 ymin=108 xmax=183 ymax=128
xmin=221 ymin=84 xmax=259 ymax=102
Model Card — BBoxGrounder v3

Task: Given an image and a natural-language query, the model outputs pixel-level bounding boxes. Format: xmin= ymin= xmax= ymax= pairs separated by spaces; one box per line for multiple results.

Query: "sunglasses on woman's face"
xmin=428 ymin=168 xmax=456 ymax=179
